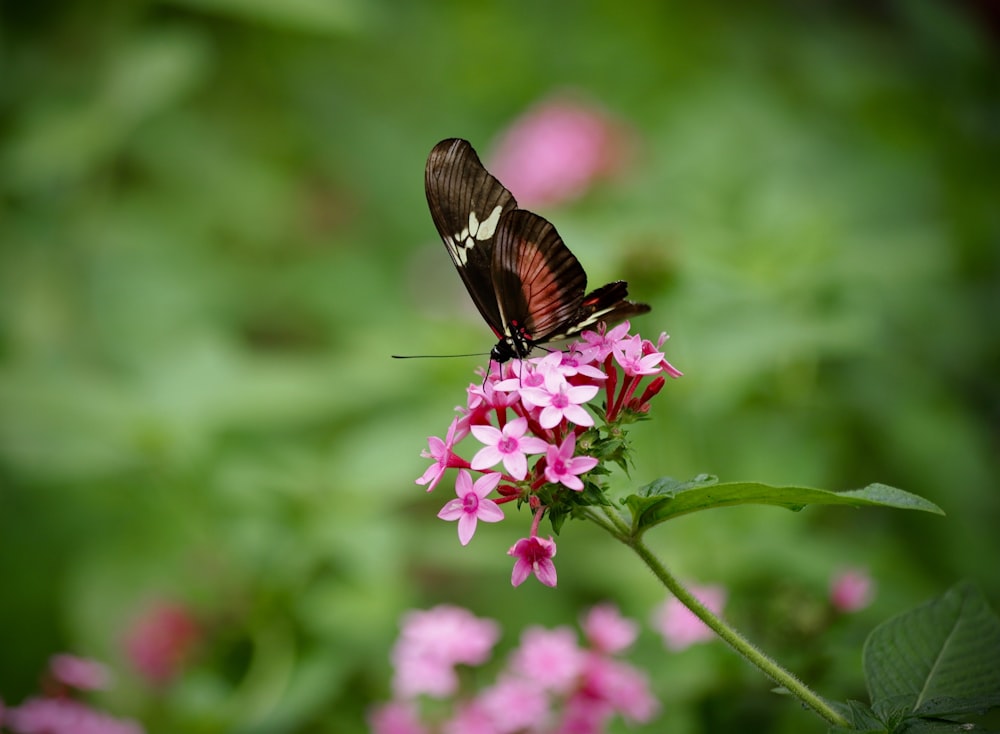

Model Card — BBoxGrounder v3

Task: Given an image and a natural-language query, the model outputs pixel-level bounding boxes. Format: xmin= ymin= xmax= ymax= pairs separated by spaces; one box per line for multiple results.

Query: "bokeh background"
xmin=1 ymin=1 xmax=998 ymax=732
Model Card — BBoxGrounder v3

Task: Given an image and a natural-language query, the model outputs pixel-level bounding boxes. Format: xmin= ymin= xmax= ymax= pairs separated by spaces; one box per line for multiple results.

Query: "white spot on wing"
xmin=447 ymin=206 xmax=503 ymax=266
xmin=475 ymin=205 xmax=503 ymax=241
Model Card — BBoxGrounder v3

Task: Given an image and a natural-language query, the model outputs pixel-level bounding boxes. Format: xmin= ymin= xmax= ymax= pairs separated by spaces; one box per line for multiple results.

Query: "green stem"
xmin=603 ymin=521 xmax=850 ymax=728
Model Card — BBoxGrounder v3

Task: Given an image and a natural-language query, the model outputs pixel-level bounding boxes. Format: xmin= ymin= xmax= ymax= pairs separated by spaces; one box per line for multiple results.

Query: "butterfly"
xmin=424 ymin=138 xmax=650 ymax=364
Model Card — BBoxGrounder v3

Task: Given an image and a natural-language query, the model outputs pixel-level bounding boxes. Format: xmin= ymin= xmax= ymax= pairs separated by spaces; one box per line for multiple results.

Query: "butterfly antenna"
xmin=391 ymin=352 xmax=490 ymax=359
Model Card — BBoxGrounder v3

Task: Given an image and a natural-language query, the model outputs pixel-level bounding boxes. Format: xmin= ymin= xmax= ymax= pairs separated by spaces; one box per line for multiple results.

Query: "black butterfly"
xmin=424 ymin=138 xmax=650 ymax=364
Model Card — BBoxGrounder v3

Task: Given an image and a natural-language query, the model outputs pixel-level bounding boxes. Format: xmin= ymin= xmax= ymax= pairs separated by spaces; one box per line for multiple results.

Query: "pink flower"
xmin=48 ymin=654 xmax=111 ymax=691
xmin=651 ymin=584 xmax=726 ymax=651
xmin=416 ymin=416 xmax=469 ymax=492
xmin=508 ymin=535 xmax=558 ymax=588
xmin=580 ymin=604 xmax=638 ymax=654
xmin=475 ymin=676 xmax=551 ymax=734
xmin=543 ymin=433 xmax=598 ymax=491
xmin=613 ymin=334 xmax=665 ymax=377
xmin=489 ymin=95 xmax=628 ymax=208
xmin=471 ymin=417 xmax=549 ymax=480
xmin=441 ymin=701 xmax=495 ymax=734
xmin=555 ymin=695 xmax=613 ymax=734
xmin=509 ymin=626 xmax=584 ymax=694
xmin=830 ymin=568 xmax=875 ymax=613
xmin=578 ymin=656 xmax=659 ymax=723
xmin=368 ymin=701 xmax=428 ymax=734
xmin=438 ymin=471 xmax=505 ymax=545
xmin=392 ymin=605 xmax=500 ymax=699
xmin=580 ymin=321 xmax=633 ymax=362
xmin=4 ymin=698 xmax=144 ymax=734
xmin=123 ymin=601 xmax=200 ymax=687
xmin=520 ymin=379 xmax=598 ymax=429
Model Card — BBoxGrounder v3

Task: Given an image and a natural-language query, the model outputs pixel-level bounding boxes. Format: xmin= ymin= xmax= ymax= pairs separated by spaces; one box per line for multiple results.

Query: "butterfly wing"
xmin=553 ymin=280 xmax=652 ymax=341
xmin=425 ymin=138 xmax=519 ymax=337
xmin=491 ymin=209 xmax=588 ymax=344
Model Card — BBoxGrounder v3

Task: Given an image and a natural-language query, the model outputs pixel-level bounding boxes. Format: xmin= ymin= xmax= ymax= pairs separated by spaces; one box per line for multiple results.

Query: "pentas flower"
xmin=651 ymin=584 xmax=727 ymax=651
xmin=489 ymin=94 xmax=629 ymax=209
xmin=391 ymin=605 xmax=501 ymax=700
xmin=581 ymin=604 xmax=639 ymax=654
xmin=509 ymin=535 xmax=558 ymax=588
xmin=438 ymin=471 xmax=504 ymax=545
xmin=830 ymin=567 xmax=876 ymax=613
xmin=370 ymin=603 xmax=659 ymax=734
xmin=416 ymin=416 xmax=470 ymax=492
xmin=543 ymin=433 xmax=598 ymax=491
xmin=415 ymin=322 xmax=680 ymax=586
xmin=471 ymin=417 xmax=548 ymax=480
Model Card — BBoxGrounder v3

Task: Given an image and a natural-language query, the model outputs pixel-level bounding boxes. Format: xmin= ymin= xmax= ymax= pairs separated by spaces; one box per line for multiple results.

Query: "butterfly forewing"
xmin=492 ymin=210 xmax=587 ymax=343
xmin=425 ymin=139 xmax=518 ymax=336
xmin=423 ymin=137 xmax=651 ymax=363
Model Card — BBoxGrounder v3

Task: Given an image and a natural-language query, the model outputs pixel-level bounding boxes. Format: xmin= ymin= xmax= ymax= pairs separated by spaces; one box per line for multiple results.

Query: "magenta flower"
xmin=521 ymin=379 xmax=599 ymax=429
xmin=437 ymin=471 xmax=504 ymax=545
xmin=471 ymin=417 xmax=549 ymax=480
xmin=543 ymin=433 xmax=598 ymax=491
xmin=510 ymin=626 xmax=584 ymax=694
xmin=830 ymin=567 xmax=876 ymax=613
xmin=489 ymin=95 xmax=628 ymax=208
xmin=651 ymin=584 xmax=727 ymax=651
xmin=580 ymin=604 xmax=638 ymax=654
xmin=508 ymin=535 xmax=558 ymax=588
xmin=416 ymin=416 xmax=469 ymax=492
xmin=123 ymin=600 xmax=201 ymax=687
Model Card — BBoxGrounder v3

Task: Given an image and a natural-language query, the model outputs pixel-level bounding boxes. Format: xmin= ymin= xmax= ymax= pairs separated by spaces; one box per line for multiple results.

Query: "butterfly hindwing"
xmin=425 ymin=138 xmax=518 ymax=337
xmin=491 ymin=209 xmax=587 ymax=343
xmin=551 ymin=281 xmax=652 ymax=342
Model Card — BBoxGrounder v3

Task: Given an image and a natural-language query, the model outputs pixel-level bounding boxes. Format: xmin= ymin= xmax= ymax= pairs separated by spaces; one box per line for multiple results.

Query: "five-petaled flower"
xmin=509 ymin=535 xmax=558 ymax=587
xmin=471 ymin=416 xmax=549 ymax=480
xmin=437 ymin=470 xmax=505 ymax=545
xmin=543 ymin=433 xmax=598 ymax=491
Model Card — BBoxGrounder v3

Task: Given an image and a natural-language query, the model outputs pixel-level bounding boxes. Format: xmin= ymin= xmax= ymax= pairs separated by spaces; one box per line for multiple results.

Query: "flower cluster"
xmin=1 ymin=654 xmax=144 ymax=734
xmin=369 ymin=603 xmax=659 ymax=734
xmin=416 ymin=322 xmax=681 ymax=587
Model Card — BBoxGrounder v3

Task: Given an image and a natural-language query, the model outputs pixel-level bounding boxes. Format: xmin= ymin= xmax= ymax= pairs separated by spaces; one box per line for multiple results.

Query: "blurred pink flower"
xmin=578 ymin=655 xmax=660 ymax=724
xmin=48 ymin=654 xmax=111 ymax=692
xmin=123 ymin=601 xmax=201 ymax=687
xmin=651 ymin=584 xmax=727 ymax=651
xmin=830 ymin=568 xmax=876 ymax=613
xmin=368 ymin=701 xmax=428 ymax=734
xmin=5 ymin=698 xmax=143 ymax=734
xmin=489 ymin=95 xmax=629 ymax=208
xmin=509 ymin=626 xmax=584 ymax=695
xmin=475 ymin=676 xmax=551 ymax=734
xmin=580 ymin=604 xmax=638 ymax=655
xmin=392 ymin=605 xmax=500 ymax=699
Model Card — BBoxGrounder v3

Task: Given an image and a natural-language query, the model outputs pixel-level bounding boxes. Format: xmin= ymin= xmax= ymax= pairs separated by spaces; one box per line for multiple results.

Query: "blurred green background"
xmin=1 ymin=1 xmax=998 ymax=732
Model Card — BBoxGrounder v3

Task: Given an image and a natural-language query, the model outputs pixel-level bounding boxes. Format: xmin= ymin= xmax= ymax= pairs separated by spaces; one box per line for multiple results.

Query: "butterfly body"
xmin=425 ymin=138 xmax=649 ymax=363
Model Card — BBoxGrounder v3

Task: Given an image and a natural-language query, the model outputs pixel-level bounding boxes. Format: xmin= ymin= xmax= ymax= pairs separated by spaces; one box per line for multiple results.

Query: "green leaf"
xmin=624 ymin=477 xmax=944 ymax=533
xmin=864 ymin=582 xmax=1000 ymax=718
xmin=826 ymin=700 xmax=889 ymax=733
